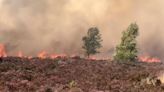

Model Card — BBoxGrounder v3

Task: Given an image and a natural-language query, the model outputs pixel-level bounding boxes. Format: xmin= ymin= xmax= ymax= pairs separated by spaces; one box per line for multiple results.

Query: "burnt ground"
xmin=0 ymin=57 xmax=164 ymax=92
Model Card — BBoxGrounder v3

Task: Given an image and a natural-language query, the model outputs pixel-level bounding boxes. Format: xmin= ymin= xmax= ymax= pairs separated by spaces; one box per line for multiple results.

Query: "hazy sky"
xmin=0 ymin=0 xmax=164 ymax=59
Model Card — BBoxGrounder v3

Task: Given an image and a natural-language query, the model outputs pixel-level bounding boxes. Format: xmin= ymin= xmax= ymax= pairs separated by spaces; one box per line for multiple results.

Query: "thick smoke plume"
xmin=0 ymin=0 xmax=164 ymax=59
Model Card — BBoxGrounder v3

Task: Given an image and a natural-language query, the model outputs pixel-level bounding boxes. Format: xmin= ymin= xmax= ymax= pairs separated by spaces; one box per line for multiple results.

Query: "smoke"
xmin=0 ymin=0 xmax=164 ymax=59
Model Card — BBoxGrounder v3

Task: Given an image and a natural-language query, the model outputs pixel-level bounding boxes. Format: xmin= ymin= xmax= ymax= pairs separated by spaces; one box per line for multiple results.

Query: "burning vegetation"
xmin=0 ymin=0 xmax=163 ymax=91
xmin=0 ymin=23 xmax=163 ymax=92
xmin=0 ymin=23 xmax=161 ymax=63
xmin=0 ymin=44 xmax=7 ymax=57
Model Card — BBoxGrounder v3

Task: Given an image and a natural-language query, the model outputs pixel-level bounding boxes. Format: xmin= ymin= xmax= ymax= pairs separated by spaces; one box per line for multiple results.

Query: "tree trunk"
xmin=87 ymin=53 xmax=90 ymax=59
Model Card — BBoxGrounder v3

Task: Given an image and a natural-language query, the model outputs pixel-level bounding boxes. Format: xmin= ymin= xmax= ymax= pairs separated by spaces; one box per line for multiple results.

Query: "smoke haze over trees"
xmin=0 ymin=0 xmax=163 ymax=60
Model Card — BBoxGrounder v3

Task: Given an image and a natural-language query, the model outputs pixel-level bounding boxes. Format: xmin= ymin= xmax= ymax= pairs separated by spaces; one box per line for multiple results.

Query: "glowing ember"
xmin=0 ymin=44 xmax=7 ymax=57
xmin=88 ymin=56 xmax=110 ymax=61
xmin=28 ymin=56 xmax=32 ymax=59
xmin=17 ymin=51 xmax=23 ymax=57
xmin=38 ymin=51 xmax=48 ymax=59
xmin=89 ymin=57 xmax=97 ymax=60
xmin=37 ymin=52 xmax=67 ymax=59
xmin=139 ymin=56 xmax=161 ymax=63
xmin=50 ymin=54 xmax=66 ymax=59
xmin=50 ymin=54 xmax=59 ymax=59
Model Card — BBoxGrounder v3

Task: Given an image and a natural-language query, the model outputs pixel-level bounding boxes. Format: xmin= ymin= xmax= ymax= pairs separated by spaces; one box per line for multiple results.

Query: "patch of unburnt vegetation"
xmin=0 ymin=57 xmax=163 ymax=92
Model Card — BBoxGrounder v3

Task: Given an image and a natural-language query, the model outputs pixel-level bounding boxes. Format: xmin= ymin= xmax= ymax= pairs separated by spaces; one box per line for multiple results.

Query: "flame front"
xmin=0 ymin=43 xmax=162 ymax=62
xmin=17 ymin=51 xmax=23 ymax=57
xmin=37 ymin=51 xmax=67 ymax=59
xmin=0 ymin=44 xmax=7 ymax=57
xmin=38 ymin=51 xmax=48 ymax=59
xmin=139 ymin=56 xmax=161 ymax=63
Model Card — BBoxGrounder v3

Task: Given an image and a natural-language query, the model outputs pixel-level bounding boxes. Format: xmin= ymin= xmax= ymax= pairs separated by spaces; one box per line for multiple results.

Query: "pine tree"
xmin=82 ymin=27 xmax=102 ymax=58
xmin=114 ymin=23 xmax=139 ymax=62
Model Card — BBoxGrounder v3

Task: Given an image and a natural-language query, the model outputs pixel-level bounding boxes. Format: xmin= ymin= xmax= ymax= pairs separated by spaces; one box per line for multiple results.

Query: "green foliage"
xmin=114 ymin=23 xmax=139 ymax=62
xmin=82 ymin=27 xmax=102 ymax=58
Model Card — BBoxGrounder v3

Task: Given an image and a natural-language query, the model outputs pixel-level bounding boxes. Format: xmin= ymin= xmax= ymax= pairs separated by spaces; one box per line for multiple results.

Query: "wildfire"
xmin=0 ymin=44 xmax=7 ymax=57
xmin=37 ymin=51 xmax=67 ymax=59
xmin=88 ymin=56 xmax=111 ymax=61
xmin=37 ymin=51 xmax=48 ymax=59
xmin=89 ymin=56 xmax=97 ymax=60
xmin=139 ymin=56 xmax=161 ymax=63
xmin=50 ymin=54 xmax=67 ymax=59
xmin=0 ymin=43 xmax=162 ymax=62
xmin=17 ymin=51 xmax=23 ymax=57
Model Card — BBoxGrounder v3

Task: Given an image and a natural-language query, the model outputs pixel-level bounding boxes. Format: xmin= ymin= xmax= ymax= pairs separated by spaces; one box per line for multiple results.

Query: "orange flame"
xmin=0 ymin=43 xmax=162 ymax=63
xmin=28 ymin=56 xmax=32 ymax=59
xmin=38 ymin=51 xmax=48 ymax=59
xmin=50 ymin=54 xmax=67 ymax=59
xmin=17 ymin=51 xmax=23 ymax=57
xmin=0 ymin=44 xmax=7 ymax=57
xmin=50 ymin=54 xmax=60 ymax=59
xmin=139 ymin=56 xmax=161 ymax=63
xmin=88 ymin=56 xmax=110 ymax=61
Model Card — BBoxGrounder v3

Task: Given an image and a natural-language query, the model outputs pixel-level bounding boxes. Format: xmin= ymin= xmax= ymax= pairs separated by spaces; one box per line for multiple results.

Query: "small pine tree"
xmin=82 ymin=27 xmax=102 ymax=58
xmin=114 ymin=23 xmax=139 ymax=62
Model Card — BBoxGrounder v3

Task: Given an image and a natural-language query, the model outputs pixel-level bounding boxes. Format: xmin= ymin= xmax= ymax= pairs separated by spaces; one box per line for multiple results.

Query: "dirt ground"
xmin=0 ymin=57 xmax=164 ymax=92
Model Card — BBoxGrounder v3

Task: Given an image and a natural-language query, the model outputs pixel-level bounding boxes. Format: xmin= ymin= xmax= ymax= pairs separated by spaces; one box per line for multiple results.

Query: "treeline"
xmin=82 ymin=23 xmax=139 ymax=62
